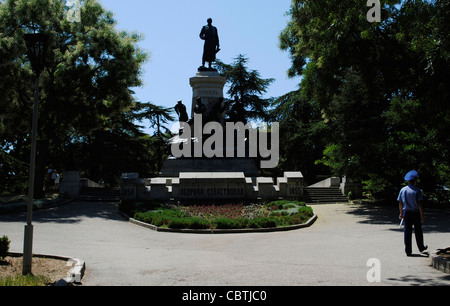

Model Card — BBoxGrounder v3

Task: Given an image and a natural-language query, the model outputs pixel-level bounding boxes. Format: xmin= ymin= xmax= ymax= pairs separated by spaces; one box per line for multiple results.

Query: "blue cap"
xmin=404 ymin=170 xmax=419 ymax=181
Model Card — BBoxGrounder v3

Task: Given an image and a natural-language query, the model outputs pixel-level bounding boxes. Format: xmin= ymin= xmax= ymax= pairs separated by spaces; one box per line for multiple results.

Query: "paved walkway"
xmin=1 ymin=201 xmax=449 ymax=286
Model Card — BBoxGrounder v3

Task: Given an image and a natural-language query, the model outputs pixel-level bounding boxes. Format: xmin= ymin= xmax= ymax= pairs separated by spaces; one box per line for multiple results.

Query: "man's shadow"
xmin=407 ymin=252 xmax=429 ymax=258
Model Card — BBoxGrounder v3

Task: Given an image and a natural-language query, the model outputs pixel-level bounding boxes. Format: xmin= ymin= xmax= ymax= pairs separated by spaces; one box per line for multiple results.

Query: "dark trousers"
xmin=404 ymin=211 xmax=425 ymax=255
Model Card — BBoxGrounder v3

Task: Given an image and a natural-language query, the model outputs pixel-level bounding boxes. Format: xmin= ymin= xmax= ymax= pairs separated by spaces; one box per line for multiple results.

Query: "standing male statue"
xmin=175 ymin=100 xmax=189 ymax=123
xmin=199 ymin=18 xmax=220 ymax=70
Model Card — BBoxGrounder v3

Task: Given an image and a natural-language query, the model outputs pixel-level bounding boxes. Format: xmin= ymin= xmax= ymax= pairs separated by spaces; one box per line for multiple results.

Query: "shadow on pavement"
xmin=346 ymin=202 xmax=450 ymax=234
xmin=387 ymin=273 xmax=450 ymax=286
xmin=0 ymin=200 xmax=123 ymax=224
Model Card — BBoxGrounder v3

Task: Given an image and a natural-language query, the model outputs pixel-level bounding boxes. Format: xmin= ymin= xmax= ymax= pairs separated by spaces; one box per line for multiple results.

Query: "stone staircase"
xmin=77 ymin=187 xmax=121 ymax=202
xmin=303 ymin=187 xmax=349 ymax=204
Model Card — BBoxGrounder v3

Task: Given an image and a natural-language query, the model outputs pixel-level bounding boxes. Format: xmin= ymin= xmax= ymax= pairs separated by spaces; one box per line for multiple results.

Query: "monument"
xmin=121 ymin=18 xmax=304 ymax=202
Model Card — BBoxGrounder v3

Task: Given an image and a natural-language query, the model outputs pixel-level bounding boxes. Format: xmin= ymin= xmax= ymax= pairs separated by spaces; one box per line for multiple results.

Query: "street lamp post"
xmin=22 ymin=33 xmax=48 ymax=275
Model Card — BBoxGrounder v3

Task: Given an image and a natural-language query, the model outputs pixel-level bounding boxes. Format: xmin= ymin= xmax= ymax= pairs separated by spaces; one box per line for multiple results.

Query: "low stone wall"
xmin=431 ymin=254 xmax=450 ymax=274
xmin=59 ymin=171 xmax=104 ymax=198
xmin=59 ymin=171 xmax=81 ymax=197
xmin=121 ymin=171 xmax=304 ymax=202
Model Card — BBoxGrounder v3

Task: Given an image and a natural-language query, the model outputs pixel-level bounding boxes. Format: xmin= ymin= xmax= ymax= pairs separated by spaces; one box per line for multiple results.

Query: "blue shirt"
xmin=397 ymin=184 xmax=423 ymax=213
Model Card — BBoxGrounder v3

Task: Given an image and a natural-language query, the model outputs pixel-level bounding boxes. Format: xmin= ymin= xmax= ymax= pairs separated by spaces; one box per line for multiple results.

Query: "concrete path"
xmin=1 ymin=201 xmax=449 ymax=286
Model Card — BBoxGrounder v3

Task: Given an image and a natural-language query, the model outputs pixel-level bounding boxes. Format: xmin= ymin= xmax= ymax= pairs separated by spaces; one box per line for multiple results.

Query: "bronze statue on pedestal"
xmin=199 ymin=18 xmax=220 ymax=71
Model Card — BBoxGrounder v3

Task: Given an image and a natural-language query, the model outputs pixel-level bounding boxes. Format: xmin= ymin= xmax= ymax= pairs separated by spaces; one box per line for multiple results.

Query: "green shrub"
xmin=187 ymin=218 xmax=210 ymax=229
xmin=269 ymin=211 xmax=282 ymax=217
xmin=167 ymin=218 xmax=186 ymax=229
xmin=0 ymin=235 xmax=10 ymax=260
xmin=248 ymin=217 xmax=276 ymax=229
xmin=266 ymin=200 xmax=307 ymax=211
xmin=285 ymin=214 xmax=305 ymax=225
xmin=214 ymin=218 xmax=246 ymax=229
xmin=134 ymin=209 xmax=188 ymax=227
xmin=298 ymin=206 xmax=313 ymax=217
xmin=269 ymin=211 xmax=289 ymax=217
xmin=282 ymin=203 xmax=297 ymax=209
xmin=347 ymin=191 xmax=353 ymax=200
xmin=149 ymin=215 xmax=166 ymax=227
xmin=168 ymin=218 xmax=210 ymax=229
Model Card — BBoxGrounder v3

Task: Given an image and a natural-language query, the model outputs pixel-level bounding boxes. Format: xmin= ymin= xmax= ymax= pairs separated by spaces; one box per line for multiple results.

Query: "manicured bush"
xmin=247 ymin=217 xmax=276 ymax=229
xmin=214 ymin=218 xmax=247 ymax=229
xmin=187 ymin=218 xmax=210 ymax=229
xmin=0 ymin=235 xmax=10 ymax=260
xmin=269 ymin=211 xmax=282 ymax=217
xmin=284 ymin=214 xmax=305 ymax=226
xmin=168 ymin=218 xmax=210 ymax=229
xmin=282 ymin=203 xmax=297 ymax=209
xmin=134 ymin=209 xmax=187 ymax=227
xmin=298 ymin=206 xmax=313 ymax=217
xmin=269 ymin=211 xmax=291 ymax=218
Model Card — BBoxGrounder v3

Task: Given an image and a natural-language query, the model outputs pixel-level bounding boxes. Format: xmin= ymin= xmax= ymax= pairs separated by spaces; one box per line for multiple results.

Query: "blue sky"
xmin=99 ymin=0 xmax=301 ymax=133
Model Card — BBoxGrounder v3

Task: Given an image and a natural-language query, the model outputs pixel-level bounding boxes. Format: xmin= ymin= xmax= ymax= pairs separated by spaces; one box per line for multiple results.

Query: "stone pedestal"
xmin=161 ymin=70 xmax=260 ymax=177
xmin=147 ymin=177 xmax=170 ymax=201
xmin=284 ymin=172 xmax=304 ymax=199
xmin=120 ymin=173 xmax=139 ymax=200
xmin=256 ymin=177 xmax=275 ymax=199
xmin=277 ymin=172 xmax=304 ymax=199
xmin=160 ymin=157 xmax=260 ymax=177
xmin=189 ymin=71 xmax=227 ymax=121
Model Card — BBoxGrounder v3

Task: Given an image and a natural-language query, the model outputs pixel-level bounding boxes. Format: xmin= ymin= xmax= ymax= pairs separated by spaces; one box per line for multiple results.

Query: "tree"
xmin=215 ymin=55 xmax=274 ymax=124
xmin=131 ymin=102 xmax=175 ymax=137
xmin=269 ymin=90 xmax=329 ymax=183
xmin=131 ymin=102 xmax=175 ymax=171
xmin=280 ymin=0 xmax=450 ymax=195
xmin=0 ymin=0 xmax=149 ymax=195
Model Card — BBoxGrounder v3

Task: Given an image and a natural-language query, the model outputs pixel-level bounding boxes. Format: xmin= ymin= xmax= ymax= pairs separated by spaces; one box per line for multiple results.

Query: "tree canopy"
xmin=0 ymin=0 xmax=172 ymax=195
xmin=278 ymin=0 xmax=450 ymax=196
xmin=216 ymin=55 xmax=274 ymax=124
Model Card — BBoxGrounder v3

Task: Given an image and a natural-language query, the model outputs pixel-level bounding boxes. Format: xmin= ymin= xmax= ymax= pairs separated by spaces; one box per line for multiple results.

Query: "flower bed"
xmin=121 ymin=200 xmax=314 ymax=230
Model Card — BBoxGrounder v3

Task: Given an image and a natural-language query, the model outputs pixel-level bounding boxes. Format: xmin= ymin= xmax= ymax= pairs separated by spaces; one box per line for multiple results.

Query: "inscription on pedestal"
xmin=180 ymin=187 xmax=245 ymax=198
xmin=198 ymin=89 xmax=220 ymax=96
xmin=288 ymin=185 xmax=303 ymax=196
xmin=175 ymin=172 xmax=248 ymax=200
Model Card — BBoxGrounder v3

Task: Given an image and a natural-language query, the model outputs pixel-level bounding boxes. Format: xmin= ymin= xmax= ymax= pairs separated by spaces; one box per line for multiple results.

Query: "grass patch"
xmin=1 ymin=255 xmax=69 ymax=286
xmin=123 ymin=200 xmax=314 ymax=230
xmin=0 ymin=274 xmax=51 ymax=286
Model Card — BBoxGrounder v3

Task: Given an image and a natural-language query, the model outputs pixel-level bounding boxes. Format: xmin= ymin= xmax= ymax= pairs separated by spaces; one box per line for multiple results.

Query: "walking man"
xmin=397 ymin=170 xmax=428 ymax=256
